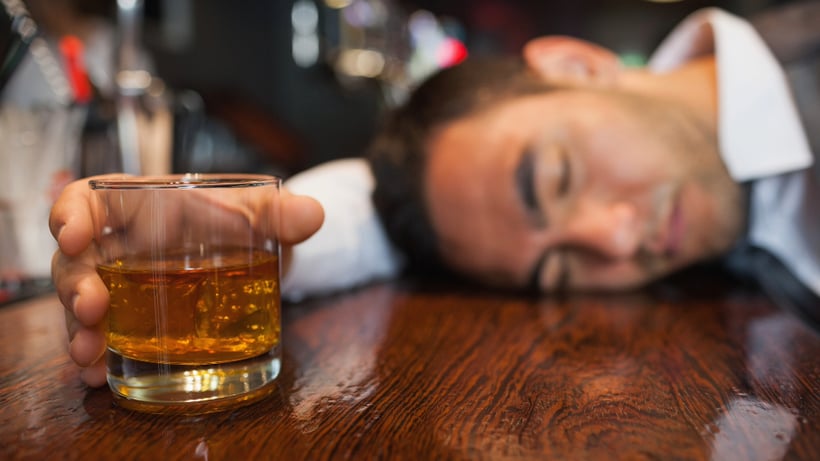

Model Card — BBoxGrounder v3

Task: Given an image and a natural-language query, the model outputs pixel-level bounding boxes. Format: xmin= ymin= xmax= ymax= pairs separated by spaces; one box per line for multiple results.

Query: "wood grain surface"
xmin=1 ymin=275 xmax=818 ymax=460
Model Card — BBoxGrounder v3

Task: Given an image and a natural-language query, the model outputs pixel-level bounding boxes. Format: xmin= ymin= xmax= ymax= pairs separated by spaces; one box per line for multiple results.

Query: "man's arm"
xmin=282 ymin=158 xmax=404 ymax=301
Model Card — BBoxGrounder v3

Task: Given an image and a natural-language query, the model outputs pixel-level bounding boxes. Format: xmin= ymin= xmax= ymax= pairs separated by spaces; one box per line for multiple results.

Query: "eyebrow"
xmin=516 ymin=145 xmax=572 ymax=293
xmin=516 ymin=147 xmax=550 ymax=292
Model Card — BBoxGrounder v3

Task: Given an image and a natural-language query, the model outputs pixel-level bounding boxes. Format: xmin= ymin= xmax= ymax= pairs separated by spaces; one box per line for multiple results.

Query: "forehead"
xmin=428 ymin=89 xmax=617 ymax=163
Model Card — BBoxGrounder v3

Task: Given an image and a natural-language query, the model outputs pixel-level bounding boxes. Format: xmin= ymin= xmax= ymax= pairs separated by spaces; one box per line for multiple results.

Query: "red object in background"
xmin=58 ymin=35 xmax=92 ymax=103
xmin=469 ymin=0 xmax=536 ymax=53
xmin=437 ymin=37 xmax=469 ymax=68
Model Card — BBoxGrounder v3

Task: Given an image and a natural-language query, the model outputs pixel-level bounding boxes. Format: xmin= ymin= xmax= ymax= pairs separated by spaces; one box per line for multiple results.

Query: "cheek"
xmin=581 ymin=143 xmax=671 ymax=197
xmin=572 ymin=118 xmax=672 ymax=190
xmin=678 ymin=181 xmax=741 ymax=260
xmin=440 ymin=228 xmax=539 ymax=288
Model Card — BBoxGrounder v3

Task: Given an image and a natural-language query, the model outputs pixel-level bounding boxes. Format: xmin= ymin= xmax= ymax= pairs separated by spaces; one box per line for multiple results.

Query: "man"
xmin=369 ymin=50 xmax=741 ymax=292
xmin=284 ymin=3 xmax=818 ymax=301
xmin=51 ymin=3 xmax=818 ymax=387
xmin=366 ymin=4 xmax=819 ymax=299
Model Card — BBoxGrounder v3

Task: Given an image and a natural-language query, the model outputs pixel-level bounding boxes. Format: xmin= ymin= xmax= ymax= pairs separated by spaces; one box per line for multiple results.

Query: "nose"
xmin=560 ymin=200 xmax=641 ymax=259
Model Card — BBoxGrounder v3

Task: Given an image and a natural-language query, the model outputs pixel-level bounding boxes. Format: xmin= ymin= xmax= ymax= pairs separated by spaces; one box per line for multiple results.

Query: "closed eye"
xmin=516 ymin=148 xmax=539 ymax=213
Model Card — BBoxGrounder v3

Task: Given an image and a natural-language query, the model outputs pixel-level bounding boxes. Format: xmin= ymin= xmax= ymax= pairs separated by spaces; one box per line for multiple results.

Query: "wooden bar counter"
xmin=1 ymin=273 xmax=818 ymax=460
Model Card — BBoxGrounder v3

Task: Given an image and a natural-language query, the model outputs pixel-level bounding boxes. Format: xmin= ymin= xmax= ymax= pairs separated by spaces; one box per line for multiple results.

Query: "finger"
xmin=68 ymin=326 xmax=106 ymax=370
xmin=72 ymin=274 xmax=110 ymax=326
xmin=69 ymin=327 xmax=106 ymax=368
xmin=65 ymin=309 xmax=81 ymax=343
xmin=63 ymin=310 xmax=106 ymax=373
xmin=79 ymin=357 xmax=108 ymax=388
xmin=52 ymin=249 xmax=109 ymax=327
xmin=279 ymin=192 xmax=324 ymax=245
xmin=49 ymin=174 xmax=125 ymax=257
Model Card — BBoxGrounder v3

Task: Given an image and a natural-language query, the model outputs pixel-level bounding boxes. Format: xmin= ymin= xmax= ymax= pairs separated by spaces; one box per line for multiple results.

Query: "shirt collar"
xmin=648 ymin=7 xmax=813 ymax=181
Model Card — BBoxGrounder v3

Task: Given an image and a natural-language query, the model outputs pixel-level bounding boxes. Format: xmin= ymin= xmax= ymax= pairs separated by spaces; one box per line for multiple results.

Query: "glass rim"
xmin=89 ymin=173 xmax=281 ymax=190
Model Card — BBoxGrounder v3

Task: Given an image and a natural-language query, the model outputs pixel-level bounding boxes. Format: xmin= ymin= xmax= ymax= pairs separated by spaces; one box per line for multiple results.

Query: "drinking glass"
xmin=89 ymin=174 xmax=282 ymax=414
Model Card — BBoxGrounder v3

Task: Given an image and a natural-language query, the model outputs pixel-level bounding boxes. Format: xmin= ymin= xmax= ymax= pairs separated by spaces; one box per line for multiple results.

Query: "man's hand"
xmin=49 ymin=175 xmax=324 ymax=387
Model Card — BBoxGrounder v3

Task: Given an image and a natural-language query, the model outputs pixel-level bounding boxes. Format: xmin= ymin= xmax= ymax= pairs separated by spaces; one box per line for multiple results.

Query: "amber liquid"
xmin=98 ymin=247 xmax=280 ymax=365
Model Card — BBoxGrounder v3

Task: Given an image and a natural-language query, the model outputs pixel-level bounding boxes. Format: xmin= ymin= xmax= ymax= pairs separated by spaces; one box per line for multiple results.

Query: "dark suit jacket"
xmin=733 ymin=1 xmax=820 ymax=328
xmin=752 ymin=0 xmax=820 ymax=160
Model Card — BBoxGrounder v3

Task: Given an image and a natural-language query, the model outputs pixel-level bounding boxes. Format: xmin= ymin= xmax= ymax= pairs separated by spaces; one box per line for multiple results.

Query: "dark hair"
xmin=368 ymin=55 xmax=557 ymax=276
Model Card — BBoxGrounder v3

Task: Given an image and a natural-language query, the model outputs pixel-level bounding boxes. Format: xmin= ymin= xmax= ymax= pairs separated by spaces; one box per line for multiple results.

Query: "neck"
xmin=619 ymin=55 xmax=719 ymax=129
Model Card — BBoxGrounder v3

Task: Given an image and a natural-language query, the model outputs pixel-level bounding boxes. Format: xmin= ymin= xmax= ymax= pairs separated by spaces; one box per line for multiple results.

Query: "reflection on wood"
xmin=1 ymin=275 xmax=818 ymax=460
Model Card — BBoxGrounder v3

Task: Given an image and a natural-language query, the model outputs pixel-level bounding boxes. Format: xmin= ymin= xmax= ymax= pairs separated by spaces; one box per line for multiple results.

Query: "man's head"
xmin=369 ymin=37 xmax=746 ymax=293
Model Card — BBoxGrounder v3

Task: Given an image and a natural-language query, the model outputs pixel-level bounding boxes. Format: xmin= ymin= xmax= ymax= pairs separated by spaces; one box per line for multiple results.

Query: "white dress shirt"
xmin=282 ymin=8 xmax=819 ymax=300
xmin=281 ymin=158 xmax=403 ymax=301
xmin=651 ymin=8 xmax=819 ymax=297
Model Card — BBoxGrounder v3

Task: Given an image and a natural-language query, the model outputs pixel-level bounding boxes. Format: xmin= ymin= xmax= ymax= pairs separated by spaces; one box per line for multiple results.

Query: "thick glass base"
xmin=107 ymin=345 xmax=281 ymax=415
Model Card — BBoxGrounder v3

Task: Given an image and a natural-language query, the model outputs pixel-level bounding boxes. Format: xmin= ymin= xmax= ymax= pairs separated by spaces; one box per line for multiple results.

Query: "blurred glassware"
xmin=115 ymin=0 xmax=173 ymax=176
xmin=0 ymin=0 xmax=176 ymax=288
xmin=0 ymin=0 xmax=85 ymax=284
xmin=0 ymin=0 xmax=38 ymax=93
xmin=295 ymin=0 xmax=468 ymax=107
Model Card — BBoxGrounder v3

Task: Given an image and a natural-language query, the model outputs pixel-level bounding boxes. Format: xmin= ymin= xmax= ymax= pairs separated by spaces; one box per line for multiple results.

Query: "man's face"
xmin=424 ymin=89 xmax=745 ymax=292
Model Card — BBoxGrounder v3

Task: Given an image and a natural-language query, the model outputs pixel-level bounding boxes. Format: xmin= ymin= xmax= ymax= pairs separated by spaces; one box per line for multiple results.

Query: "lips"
xmin=646 ymin=187 xmax=683 ymax=259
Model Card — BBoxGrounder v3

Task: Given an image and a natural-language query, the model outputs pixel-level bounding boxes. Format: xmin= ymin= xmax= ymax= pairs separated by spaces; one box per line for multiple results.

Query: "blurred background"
xmin=0 ymin=0 xmax=802 ymax=296
xmin=4 ymin=0 xmax=795 ymax=177
xmin=139 ymin=0 xmax=794 ymax=175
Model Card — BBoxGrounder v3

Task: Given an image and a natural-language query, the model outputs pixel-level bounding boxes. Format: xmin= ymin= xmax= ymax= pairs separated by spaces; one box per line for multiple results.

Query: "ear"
xmin=522 ymin=36 xmax=623 ymax=87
